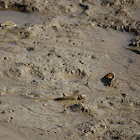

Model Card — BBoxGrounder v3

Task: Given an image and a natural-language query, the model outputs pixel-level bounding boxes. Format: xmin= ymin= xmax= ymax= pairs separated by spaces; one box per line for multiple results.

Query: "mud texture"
xmin=0 ymin=0 xmax=140 ymax=140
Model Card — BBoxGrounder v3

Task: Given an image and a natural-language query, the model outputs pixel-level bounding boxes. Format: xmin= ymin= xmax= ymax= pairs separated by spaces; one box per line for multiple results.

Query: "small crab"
xmin=101 ymin=73 xmax=117 ymax=87
xmin=103 ymin=73 xmax=115 ymax=80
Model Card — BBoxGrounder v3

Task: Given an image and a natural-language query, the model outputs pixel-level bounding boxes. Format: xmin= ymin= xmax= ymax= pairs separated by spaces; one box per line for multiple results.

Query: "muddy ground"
xmin=0 ymin=0 xmax=140 ymax=140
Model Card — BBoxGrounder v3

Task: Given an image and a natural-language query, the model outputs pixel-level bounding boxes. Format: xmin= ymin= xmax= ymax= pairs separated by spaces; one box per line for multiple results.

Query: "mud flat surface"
xmin=0 ymin=0 xmax=140 ymax=140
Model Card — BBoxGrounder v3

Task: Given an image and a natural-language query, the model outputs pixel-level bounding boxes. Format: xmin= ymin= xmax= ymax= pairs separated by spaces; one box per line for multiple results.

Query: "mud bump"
xmin=0 ymin=21 xmax=16 ymax=28
xmin=69 ymin=103 xmax=89 ymax=114
xmin=63 ymin=67 xmax=87 ymax=80
xmin=5 ymin=68 xmax=22 ymax=77
xmin=21 ymin=92 xmax=41 ymax=99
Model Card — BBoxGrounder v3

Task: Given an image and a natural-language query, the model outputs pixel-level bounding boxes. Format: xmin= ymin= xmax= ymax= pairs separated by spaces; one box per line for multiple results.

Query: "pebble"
xmin=43 ymin=103 xmax=47 ymax=106
xmin=71 ymin=70 xmax=76 ymax=74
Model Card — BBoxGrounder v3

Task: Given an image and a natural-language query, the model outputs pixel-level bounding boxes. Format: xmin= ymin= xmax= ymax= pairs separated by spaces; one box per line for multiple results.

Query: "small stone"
xmin=6 ymin=119 xmax=11 ymax=122
xmin=71 ymin=70 xmax=76 ymax=74
xmin=43 ymin=103 xmax=47 ymax=106
xmin=9 ymin=109 xmax=14 ymax=113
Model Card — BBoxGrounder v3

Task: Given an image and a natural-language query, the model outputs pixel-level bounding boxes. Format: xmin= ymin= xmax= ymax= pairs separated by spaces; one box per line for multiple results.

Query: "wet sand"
xmin=0 ymin=0 xmax=140 ymax=140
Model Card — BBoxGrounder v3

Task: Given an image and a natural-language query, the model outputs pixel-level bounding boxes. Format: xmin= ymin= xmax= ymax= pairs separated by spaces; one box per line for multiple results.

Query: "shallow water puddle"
xmin=0 ymin=10 xmax=46 ymax=25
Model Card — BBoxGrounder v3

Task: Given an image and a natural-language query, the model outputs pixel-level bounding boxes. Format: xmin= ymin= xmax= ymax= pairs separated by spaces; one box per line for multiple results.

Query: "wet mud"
xmin=0 ymin=0 xmax=140 ymax=140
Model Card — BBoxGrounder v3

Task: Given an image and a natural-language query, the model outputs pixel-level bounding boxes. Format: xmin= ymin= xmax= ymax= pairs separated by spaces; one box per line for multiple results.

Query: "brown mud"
xmin=0 ymin=0 xmax=140 ymax=140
